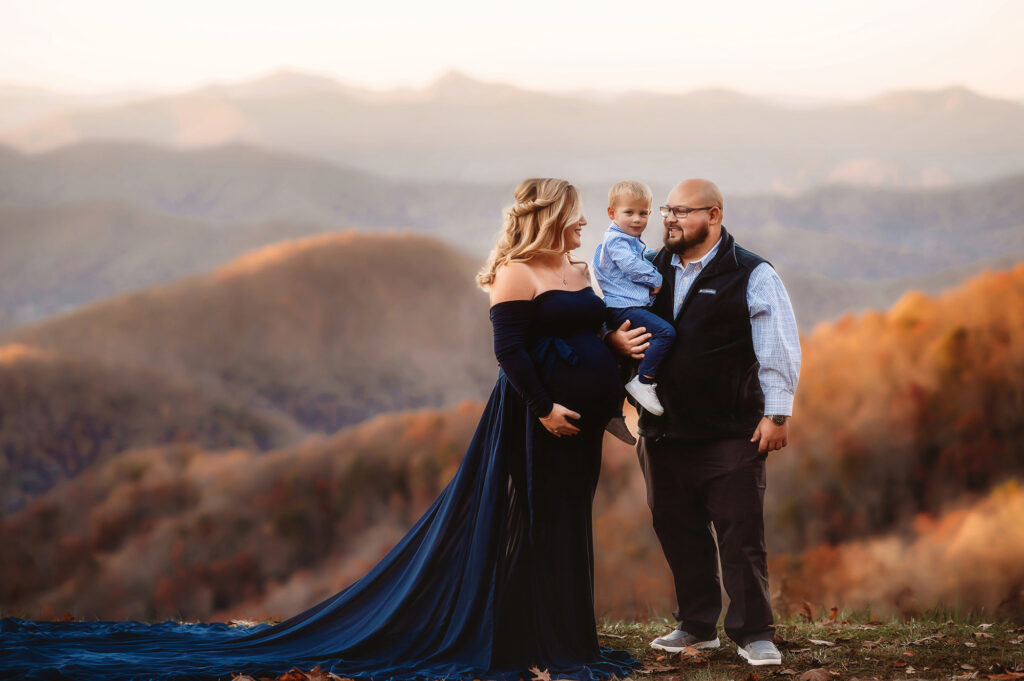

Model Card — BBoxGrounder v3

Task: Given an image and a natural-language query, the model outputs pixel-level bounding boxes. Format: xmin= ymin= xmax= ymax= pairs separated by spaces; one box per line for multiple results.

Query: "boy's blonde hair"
xmin=608 ymin=180 xmax=653 ymax=208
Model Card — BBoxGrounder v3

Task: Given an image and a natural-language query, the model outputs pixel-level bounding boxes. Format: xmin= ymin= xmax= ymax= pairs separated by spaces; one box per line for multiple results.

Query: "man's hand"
xmin=750 ymin=417 xmax=788 ymax=454
xmin=606 ymin=320 xmax=652 ymax=359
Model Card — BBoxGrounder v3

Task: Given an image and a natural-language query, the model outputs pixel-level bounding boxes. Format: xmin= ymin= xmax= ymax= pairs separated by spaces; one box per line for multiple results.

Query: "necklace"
xmin=555 ymin=255 xmax=568 ymax=286
xmin=537 ymin=254 xmax=569 ymax=287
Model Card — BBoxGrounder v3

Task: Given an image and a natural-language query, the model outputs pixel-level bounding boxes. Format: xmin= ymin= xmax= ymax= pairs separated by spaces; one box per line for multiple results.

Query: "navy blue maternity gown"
xmin=0 ymin=286 xmax=638 ymax=681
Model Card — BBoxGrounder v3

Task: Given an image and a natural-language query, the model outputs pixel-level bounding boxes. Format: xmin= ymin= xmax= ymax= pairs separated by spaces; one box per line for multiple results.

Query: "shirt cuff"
xmin=763 ymin=390 xmax=794 ymax=417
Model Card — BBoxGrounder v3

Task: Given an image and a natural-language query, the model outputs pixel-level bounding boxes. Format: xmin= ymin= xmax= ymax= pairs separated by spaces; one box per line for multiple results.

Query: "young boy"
xmin=593 ymin=181 xmax=675 ymax=416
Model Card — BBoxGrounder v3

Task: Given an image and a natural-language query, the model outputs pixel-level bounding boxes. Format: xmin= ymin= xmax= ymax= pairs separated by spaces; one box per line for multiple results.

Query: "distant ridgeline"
xmin=1 ymin=263 xmax=1022 ymax=620
xmin=0 ymin=232 xmax=495 ymax=513
xmin=1 ymin=142 xmax=1023 ymax=331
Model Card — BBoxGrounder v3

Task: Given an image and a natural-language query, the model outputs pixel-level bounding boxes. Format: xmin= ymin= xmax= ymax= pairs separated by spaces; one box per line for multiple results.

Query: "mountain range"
xmin=2 ymin=141 xmax=1022 ymax=331
xmin=2 ymin=70 xmax=1023 ymax=193
xmin=0 ymin=232 xmax=495 ymax=512
xmin=2 ymin=260 xmax=1022 ymax=620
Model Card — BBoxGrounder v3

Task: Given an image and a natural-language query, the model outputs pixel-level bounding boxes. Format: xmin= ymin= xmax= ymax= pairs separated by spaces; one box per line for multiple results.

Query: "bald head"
xmin=669 ymin=179 xmax=723 ymax=214
xmin=662 ymin=178 xmax=725 ymax=259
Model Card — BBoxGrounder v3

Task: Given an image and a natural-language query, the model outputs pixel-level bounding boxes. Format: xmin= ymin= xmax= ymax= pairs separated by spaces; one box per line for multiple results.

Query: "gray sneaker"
xmin=737 ymin=639 xmax=782 ymax=666
xmin=649 ymin=628 xmax=721 ymax=653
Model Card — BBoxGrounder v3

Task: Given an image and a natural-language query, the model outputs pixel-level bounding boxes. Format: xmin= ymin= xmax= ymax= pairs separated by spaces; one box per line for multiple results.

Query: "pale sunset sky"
xmin=1 ymin=0 xmax=1022 ymax=100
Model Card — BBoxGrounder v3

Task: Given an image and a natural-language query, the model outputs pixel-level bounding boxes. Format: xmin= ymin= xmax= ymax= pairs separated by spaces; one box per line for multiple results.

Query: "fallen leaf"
xmin=1010 ymin=636 xmax=1024 ymax=645
xmin=529 ymin=667 xmax=552 ymax=681
xmin=797 ymin=669 xmax=832 ymax=681
xmin=893 ymin=662 xmax=908 ymax=668
xmin=743 ymin=672 xmax=760 ymax=681
xmin=855 ymin=624 xmax=878 ymax=630
xmin=828 ymin=607 xmax=838 ymax=621
xmin=965 ymin=641 xmax=978 ymax=648
xmin=679 ymin=645 xmax=701 ymax=657
xmin=954 ymin=674 xmax=979 ymax=680
xmin=904 ymin=664 xmax=917 ymax=675
xmin=974 ymin=632 xmax=995 ymax=640
xmin=276 ymin=669 xmax=309 ymax=681
xmin=801 ymin=601 xmax=815 ymax=621
xmin=862 ymin=638 xmax=883 ymax=649
xmin=779 ymin=670 xmax=798 ymax=676
xmin=809 ymin=639 xmax=836 ymax=647
xmin=987 ymin=674 xmax=1024 ymax=680
xmin=641 ymin=665 xmax=675 ymax=673
xmin=654 ymin=655 xmax=665 ymax=662
xmin=598 ymin=632 xmax=627 ymax=639
xmin=309 ymin=667 xmax=338 ymax=681
xmin=963 ymin=665 xmax=978 ymax=671
xmin=979 ymin=624 xmax=994 ymax=630
xmin=903 ymin=650 xmax=915 ymax=657
xmin=911 ymin=634 xmax=944 ymax=645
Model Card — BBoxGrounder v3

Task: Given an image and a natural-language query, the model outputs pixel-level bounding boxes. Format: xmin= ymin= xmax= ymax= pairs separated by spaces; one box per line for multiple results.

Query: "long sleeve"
xmin=602 ymin=233 xmax=663 ymax=288
xmin=747 ymin=263 xmax=801 ymax=416
xmin=490 ymin=300 xmax=554 ymax=418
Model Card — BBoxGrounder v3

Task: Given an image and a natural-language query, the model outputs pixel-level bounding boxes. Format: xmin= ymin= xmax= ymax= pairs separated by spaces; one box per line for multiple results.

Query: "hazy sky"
xmin=2 ymin=0 xmax=1022 ymax=99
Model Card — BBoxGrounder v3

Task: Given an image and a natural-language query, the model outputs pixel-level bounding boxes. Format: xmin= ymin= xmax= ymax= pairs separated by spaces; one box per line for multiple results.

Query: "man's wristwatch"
xmin=766 ymin=414 xmax=789 ymax=426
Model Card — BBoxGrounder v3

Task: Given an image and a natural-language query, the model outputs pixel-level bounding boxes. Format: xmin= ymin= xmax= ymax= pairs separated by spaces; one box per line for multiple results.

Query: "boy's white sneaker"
xmin=625 ymin=376 xmax=664 ymax=416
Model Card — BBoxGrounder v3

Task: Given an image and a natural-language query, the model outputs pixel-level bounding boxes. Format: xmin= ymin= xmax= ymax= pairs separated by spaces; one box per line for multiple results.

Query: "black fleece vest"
xmin=638 ymin=228 xmax=768 ymax=441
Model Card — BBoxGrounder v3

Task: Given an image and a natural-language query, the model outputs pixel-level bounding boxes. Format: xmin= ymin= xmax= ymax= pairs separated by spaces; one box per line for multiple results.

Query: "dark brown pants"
xmin=638 ymin=436 xmax=775 ymax=646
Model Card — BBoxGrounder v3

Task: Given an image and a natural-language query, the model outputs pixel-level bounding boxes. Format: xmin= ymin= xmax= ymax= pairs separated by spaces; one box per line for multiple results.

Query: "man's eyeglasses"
xmin=659 ymin=205 xmax=714 ymax=219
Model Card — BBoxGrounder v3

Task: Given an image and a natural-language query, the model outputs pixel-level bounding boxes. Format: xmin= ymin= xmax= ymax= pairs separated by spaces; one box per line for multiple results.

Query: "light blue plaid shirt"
xmin=593 ymin=223 xmax=663 ymax=308
xmin=672 ymin=237 xmax=802 ymax=416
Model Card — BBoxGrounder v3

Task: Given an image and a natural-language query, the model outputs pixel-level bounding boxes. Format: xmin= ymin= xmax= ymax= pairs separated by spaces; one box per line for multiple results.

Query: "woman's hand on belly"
xmin=539 ymin=403 xmax=582 ymax=437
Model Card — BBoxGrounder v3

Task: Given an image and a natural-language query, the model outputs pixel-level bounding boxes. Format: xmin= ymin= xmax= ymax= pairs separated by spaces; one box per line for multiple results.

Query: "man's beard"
xmin=663 ymin=221 xmax=709 ymax=254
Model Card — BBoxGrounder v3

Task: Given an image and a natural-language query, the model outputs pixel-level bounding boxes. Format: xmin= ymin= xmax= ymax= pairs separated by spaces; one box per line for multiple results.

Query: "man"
xmin=636 ymin=179 xmax=801 ymax=666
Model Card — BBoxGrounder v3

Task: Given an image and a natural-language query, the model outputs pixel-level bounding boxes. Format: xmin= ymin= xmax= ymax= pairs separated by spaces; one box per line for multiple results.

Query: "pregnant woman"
xmin=0 ymin=178 xmax=646 ymax=681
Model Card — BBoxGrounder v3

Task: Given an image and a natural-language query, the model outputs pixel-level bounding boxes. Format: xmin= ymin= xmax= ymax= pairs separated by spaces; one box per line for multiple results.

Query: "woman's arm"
xmin=489 ymin=263 xmax=581 ymax=436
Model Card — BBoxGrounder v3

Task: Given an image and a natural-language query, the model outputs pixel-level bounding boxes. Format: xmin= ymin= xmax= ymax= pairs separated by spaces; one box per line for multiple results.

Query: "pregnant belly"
xmin=539 ymin=334 xmax=623 ymax=428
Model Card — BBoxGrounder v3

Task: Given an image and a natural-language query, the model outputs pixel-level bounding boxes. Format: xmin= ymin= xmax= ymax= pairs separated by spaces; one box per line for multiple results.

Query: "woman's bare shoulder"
xmin=568 ymin=258 xmax=591 ymax=284
xmin=490 ymin=261 xmax=538 ymax=305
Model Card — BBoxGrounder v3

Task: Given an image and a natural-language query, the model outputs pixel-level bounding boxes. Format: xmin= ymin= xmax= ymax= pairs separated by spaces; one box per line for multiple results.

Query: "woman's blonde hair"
xmin=477 ymin=178 xmax=583 ymax=289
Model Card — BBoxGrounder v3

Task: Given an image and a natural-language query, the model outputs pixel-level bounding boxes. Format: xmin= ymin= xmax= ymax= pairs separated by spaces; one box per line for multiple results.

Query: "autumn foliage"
xmin=2 ymin=260 xmax=1022 ymax=622
xmin=0 ymin=232 xmax=495 ymax=512
xmin=768 ymin=263 xmax=1024 ymax=552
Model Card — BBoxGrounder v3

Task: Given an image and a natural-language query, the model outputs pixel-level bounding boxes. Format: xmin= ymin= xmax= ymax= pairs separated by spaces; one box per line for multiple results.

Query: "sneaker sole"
xmin=625 ymin=386 xmax=665 ymax=416
xmin=737 ymin=648 xmax=782 ymax=666
xmin=650 ymin=637 xmax=720 ymax=653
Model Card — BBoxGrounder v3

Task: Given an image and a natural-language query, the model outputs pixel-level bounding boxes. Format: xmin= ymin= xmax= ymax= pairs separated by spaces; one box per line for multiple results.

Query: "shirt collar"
xmin=608 ymin=222 xmax=645 ymax=244
xmin=671 ymin=235 xmax=723 ymax=270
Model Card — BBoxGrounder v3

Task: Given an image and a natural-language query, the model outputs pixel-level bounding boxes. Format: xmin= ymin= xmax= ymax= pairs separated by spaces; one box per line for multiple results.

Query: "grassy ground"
xmin=230 ymin=612 xmax=1022 ymax=681
xmin=598 ymin=613 xmax=1024 ymax=681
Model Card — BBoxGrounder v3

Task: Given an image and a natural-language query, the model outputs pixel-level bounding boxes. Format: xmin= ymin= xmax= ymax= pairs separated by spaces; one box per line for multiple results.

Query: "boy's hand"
xmin=652 ymin=285 xmax=662 ymax=295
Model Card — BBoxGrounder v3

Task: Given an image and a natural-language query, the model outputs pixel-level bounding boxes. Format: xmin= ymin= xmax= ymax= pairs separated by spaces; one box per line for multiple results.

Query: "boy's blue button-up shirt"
xmin=593 ymin=223 xmax=663 ymax=308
